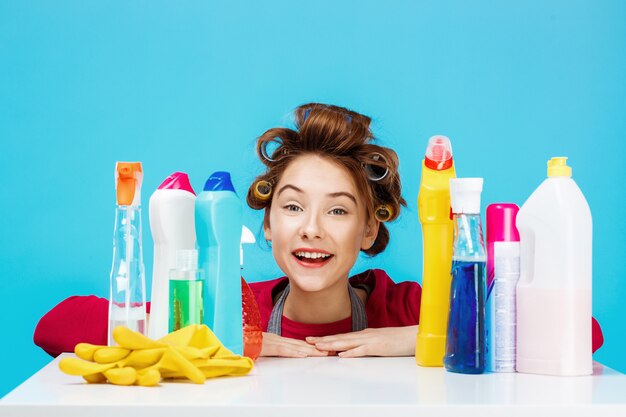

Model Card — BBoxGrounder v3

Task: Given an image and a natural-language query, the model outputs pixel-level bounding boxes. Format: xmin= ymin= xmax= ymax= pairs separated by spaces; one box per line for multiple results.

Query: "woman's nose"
xmin=300 ymin=212 xmax=324 ymax=240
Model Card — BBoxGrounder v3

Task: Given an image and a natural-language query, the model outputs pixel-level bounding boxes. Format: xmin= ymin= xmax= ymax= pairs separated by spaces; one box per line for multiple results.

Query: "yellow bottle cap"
xmin=547 ymin=157 xmax=572 ymax=178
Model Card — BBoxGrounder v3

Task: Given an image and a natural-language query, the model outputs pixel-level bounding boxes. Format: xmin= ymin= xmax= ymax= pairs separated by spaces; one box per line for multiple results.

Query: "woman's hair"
xmin=246 ymin=103 xmax=406 ymax=256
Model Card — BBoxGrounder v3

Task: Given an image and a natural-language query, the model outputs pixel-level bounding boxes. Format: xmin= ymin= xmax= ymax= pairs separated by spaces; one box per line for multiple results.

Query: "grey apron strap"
xmin=267 ymin=283 xmax=368 ymax=335
xmin=267 ymin=283 xmax=290 ymax=335
xmin=349 ymin=283 xmax=368 ymax=332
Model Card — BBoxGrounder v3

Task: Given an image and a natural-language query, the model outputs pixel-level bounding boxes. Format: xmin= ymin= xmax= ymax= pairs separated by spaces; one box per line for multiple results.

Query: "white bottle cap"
xmin=450 ymin=178 xmax=484 ymax=214
xmin=176 ymin=249 xmax=198 ymax=270
xmin=240 ymin=225 xmax=256 ymax=267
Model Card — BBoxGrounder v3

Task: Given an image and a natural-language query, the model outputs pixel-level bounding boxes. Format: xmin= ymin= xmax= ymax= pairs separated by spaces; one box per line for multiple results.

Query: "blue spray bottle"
xmin=195 ymin=171 xmax=243 ymax=354
xmin=444 ymin=178 xmax=487 ymax=374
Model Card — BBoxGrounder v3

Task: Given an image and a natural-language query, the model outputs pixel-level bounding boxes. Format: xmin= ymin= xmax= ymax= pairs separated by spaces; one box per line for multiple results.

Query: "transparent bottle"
xmin=169 ymin=249 xmax=203 ymax=332
xmin=108 ymin=162 xmax=147 ymax=345
xmin=444 ymin=178 xmax=487 ymax=374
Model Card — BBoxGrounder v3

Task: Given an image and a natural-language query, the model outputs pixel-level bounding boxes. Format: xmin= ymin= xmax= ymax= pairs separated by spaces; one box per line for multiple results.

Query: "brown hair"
xmin=246 ymin=103 xmax=406 ymax=256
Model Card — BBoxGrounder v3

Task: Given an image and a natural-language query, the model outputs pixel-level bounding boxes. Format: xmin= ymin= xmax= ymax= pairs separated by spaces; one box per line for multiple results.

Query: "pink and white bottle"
xmin=148 ymin=172 xmax=196 ymax=339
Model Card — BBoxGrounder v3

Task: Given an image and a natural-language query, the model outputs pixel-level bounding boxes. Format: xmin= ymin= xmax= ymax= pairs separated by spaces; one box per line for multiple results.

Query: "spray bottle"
xmin=240 ymin=226 xmax=262 ymax=360
xmin=108 ymin=162 xmax=147 ymax=345
xmin=516 ymin=157 xmax=592 ymax=376
xmin=415 ymin=135 xmax=456 ymax=367
xmin=148 ymin=172 xmax=196 ymax=339
xmin=444 ymin=178 xmax=486 ymax=374
xmin=485 ymin=203 xmax=520 ymax=372
xmin=195 ymin=171 xmax=243 ymax=354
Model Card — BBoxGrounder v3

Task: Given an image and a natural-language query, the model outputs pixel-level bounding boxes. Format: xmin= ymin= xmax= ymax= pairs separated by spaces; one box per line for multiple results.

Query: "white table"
xmin=2 ymin=354 xmax=626 ymax=417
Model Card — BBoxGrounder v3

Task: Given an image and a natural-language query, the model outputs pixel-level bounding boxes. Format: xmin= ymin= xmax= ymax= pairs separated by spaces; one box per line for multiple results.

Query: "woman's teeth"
xmin=294 ymin=251 xmax=332 ymax=260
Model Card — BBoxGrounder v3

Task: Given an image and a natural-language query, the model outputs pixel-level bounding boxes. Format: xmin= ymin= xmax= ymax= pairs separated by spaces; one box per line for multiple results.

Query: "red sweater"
xmin=33 ymin=269 xmax=604 ymax=357
xmin=251 ymin=269 xmax=421 ymax=340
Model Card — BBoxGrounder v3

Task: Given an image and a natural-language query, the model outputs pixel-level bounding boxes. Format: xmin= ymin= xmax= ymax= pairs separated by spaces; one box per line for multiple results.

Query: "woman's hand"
xmin=260 ymin=332 xmax=330 ymax=358
xmin=306 ymin=326 xmax=418 ymax=358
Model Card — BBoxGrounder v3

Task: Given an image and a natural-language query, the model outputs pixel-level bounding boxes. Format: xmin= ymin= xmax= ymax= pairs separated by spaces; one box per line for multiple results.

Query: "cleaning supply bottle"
xmin=415 ymin=135 xmax=456 ymax=367
xmin=148 ymin=172 xmax=196 ymax=339
xmin=444 ymin=178 xmax=486 ymax=374
xmin=108 ymin=162 xmax=147 ymax=345
xmin=485 ymin=203 xmax=520 ymax=372
xmin=516 ymin=157 xmax=592 ymax=376
xmin=169 ymin=249 xmax=204 ymax=332
xmin=195 ymin=171 xmax=243 ymax=354
xmin=240 ymin=225 xmax=263 ymax=361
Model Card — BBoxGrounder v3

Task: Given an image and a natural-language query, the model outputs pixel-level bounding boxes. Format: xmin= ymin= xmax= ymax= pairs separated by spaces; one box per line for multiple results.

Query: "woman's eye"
xmin=330 ymin=208 xmax=347 ymax=215
xmin=284 ymin=204 xmax=302 ymax=212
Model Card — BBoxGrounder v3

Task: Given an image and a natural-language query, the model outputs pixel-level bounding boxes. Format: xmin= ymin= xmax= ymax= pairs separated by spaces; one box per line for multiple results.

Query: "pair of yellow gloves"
xmin=59 ymin=324 xmax=254 ymax=386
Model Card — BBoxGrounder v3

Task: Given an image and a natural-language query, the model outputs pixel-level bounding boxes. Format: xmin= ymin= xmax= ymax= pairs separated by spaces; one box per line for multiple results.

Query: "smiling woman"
xmin=244 ymin=103 xmax=426 ymax=358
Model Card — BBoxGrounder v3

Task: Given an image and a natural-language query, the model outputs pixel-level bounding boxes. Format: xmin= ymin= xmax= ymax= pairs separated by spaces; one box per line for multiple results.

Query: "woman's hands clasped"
xmin=260 ymin=332 xmax=329 ymax=358
xmin=260 ymin=325 xmax=418 ymax=358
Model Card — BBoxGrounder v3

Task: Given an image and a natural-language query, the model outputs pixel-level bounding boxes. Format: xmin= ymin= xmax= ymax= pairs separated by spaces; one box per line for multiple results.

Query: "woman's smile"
xmin=292 ymin=248 xmax=335 ymax=268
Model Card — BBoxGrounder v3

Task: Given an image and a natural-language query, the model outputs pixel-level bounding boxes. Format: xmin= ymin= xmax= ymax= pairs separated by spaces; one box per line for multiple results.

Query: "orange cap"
xmin=115 ymin=162 xmax=143 ymax=206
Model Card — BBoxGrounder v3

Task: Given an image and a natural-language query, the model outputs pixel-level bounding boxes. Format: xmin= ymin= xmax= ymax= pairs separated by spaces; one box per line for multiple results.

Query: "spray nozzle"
xmin=425 ymin=135 xmax=454 ymax=171
xmin=116 ymin=162 xmax=143 ymax=206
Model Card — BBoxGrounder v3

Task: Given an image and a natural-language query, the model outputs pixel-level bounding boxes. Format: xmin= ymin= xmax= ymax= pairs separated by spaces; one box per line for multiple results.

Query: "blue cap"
xmin=203 ymin=171 xmax=236 ymax=193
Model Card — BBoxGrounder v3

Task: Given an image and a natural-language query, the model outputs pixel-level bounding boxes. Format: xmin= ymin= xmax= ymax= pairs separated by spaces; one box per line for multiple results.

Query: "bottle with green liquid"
xmin=169 ymin=249 xmax=204 ymax=332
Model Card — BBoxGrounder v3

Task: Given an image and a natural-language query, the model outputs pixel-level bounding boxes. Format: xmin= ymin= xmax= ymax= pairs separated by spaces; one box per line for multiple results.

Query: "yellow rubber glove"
xmin=58 ymin=324 xmax=254 ymax=387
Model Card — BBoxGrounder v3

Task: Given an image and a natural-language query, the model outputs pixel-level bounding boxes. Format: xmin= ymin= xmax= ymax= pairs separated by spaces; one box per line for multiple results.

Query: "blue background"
xmin=1 ymin=1 xmax=624 ymax=396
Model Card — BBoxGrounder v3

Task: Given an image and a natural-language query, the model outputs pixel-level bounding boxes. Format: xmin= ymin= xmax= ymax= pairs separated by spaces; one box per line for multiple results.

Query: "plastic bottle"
xmin=148 ymin=172 xmax=196 ymax=339
xmin=195 ymin=171 xmax=243 ymax=354
xmin=516 ymin=157 xmax=592 ymax=376
xmin=444 ymin=178 xmax=486 ymax=374
xmin=415 ymin=135 xmax=456 ymax=367
xmin=108 ymin=162 xmax=147 ymax=345
xmin=485 ymin=203 xmax=520 ymax=373
xmin=240 ymin=226 xmax=263 ymax=361
xmin=169 ymin=249 xmax=204 ymax=332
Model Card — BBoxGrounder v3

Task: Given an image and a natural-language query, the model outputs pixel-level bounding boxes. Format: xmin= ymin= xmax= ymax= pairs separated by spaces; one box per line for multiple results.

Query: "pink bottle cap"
xmin=157 ymin=172 xmax=196 ymax=195
xmin=486 ymin=203 xmax=519 ymax=288
xmin=486 ymin=203 xmax=520 ymax=243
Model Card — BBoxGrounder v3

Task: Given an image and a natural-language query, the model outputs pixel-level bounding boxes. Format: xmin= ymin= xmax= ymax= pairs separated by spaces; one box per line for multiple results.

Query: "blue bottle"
xmin=195 ymin=171 xmax=243 ymax=354
xmin=444 ymin=178 xmax=487 ymax=374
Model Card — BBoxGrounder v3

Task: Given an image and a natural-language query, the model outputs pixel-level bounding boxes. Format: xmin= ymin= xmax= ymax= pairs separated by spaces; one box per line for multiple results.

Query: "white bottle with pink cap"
xmin=148 ymin=172 xmax=197 ymax=339
xmin=516 ymin=157 xmax=592 ymax=376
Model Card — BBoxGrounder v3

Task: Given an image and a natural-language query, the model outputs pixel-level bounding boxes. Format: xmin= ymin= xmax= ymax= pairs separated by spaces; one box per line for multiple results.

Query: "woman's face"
xmin=265 ymin=154 xmax=378 ymax=293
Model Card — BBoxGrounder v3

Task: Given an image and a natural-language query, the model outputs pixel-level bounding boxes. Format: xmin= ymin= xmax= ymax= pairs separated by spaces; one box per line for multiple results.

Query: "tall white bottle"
xmin=516 ymin=157 xmax=592 ymax=376
xmin=148 ymin=172 xmax=196 ymax=339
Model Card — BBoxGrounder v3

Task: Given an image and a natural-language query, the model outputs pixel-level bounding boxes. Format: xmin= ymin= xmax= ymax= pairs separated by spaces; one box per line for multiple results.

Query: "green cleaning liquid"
xmin=169 ymin=279 xmax=203 ymax=332
xmin=168 ymin=249 xmax=204 ymax=332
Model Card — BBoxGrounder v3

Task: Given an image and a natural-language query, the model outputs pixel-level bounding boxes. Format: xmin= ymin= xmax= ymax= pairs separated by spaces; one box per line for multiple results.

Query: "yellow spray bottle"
xmin=415 ymin=136 xmax=456 ymax=366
